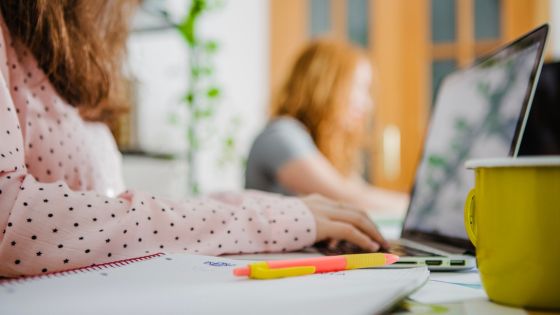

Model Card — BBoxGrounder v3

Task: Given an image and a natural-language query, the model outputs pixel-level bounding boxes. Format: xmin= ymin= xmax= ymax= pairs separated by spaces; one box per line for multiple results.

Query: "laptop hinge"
xmin=402 ymin=237 xmax=469 ymax=255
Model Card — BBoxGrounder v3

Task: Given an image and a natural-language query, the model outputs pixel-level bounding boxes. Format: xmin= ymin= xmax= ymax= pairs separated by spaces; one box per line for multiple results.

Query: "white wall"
xmin=195 ymin=0 xmax=270 ymax=192
xmin=128 ymin=29 xmax=189 ymax=155
xmin=125 ymin=0 xmax=269 ymax=196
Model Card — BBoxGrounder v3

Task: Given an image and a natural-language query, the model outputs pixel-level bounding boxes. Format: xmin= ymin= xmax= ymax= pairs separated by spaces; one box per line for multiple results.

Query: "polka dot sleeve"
xmin=0 ymin=175 xmax=316 ymax=277
xmin=0 ymin=22 xmax=317 ymax=277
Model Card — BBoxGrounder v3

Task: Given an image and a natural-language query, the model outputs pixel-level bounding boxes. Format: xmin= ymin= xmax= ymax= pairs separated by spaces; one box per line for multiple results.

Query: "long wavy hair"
xmin=0 ymin=0 xmax=138 ymax=122
xmin=270 ymin=40 xmax=371 ymax=176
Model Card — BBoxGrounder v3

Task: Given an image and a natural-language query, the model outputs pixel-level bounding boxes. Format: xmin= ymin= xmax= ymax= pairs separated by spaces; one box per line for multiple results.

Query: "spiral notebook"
xmin=0 ymin=253 xmax=429 ymax=315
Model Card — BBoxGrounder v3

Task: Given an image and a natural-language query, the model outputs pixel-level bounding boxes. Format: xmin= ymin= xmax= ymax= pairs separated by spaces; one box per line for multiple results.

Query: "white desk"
xmin=231 ymin=208 xmax=559 ymax=315
xmin=374 ymin=209 xmax=559 ymax=315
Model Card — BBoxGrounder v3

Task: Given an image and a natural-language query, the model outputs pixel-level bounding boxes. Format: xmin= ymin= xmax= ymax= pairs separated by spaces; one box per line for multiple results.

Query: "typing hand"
xmin=301 ymin=194 xmax=389 ymax=252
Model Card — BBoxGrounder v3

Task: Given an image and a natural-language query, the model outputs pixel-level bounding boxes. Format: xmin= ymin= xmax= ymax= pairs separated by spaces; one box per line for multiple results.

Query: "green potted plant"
xmin=176 ymin=0 xmax=227 ymax=195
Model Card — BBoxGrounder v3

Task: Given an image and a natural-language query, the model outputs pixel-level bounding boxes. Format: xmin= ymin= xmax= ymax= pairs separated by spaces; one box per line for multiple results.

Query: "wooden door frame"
xmin=369 ymin=0 xmax=430 ymax=191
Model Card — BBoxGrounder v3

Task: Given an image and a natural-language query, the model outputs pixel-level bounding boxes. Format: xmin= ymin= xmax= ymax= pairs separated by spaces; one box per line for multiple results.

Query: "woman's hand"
xmin=301 ymin=194 xmax=389 ymax=252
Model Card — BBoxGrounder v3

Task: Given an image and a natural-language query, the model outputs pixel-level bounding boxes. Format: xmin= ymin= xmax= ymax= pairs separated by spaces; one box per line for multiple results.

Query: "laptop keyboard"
xmin=314 ymin=240 xmax=442 ymax=257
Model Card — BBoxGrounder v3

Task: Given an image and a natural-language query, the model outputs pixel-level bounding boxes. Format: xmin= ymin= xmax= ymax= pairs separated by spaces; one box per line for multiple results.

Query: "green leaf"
xmin=177 ymin=18 xmax=196 ymax=46
xmin=183 ymin=92 xmax=195 ymax=104
xmin=207 ymin=87 xmax=220 ymax=98
xmin=205 ymin=40 xmax=219 ymax=53
xmin=225 ymin=136 xmax=234 ymax=148
xmin=194 ymin=108 xmax=214 ymax=119
xmin=187 ymin=128 xmax=199 ymax=150
xmin=191 ymin=183 xmax=200 ymax=195
xmin=454 ymin=118 xmax=468 ymax=131
xmin=177 ymin=0 xmax=207 ymax=46
xmin=477 ymin=82 xmax=490 ymax=97
xmin=201 ymin=67 xmax=213 ymax=76
xmin=428 ymin=155 xmax=446 ymax=167
xmin=191 ymin=67 xmax=201 ymax=78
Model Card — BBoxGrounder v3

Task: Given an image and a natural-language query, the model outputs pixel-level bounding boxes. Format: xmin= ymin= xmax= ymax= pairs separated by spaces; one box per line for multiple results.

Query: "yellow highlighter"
xmin=233 ymin=253 xmax=399 ymax=280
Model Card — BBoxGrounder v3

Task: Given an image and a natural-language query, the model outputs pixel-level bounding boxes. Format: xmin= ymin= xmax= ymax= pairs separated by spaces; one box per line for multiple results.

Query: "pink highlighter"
xmin=233 ymin=253 xmax=399 ymax=280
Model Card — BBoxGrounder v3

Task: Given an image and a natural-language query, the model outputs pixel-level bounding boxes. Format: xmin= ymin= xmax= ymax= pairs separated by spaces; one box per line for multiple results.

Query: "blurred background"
xmin=118 ymin=0 xmax=559 ymax=199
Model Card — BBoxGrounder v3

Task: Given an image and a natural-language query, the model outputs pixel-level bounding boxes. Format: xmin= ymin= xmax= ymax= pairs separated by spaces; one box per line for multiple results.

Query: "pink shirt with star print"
xmin=0 ymin=18 xmax=315 ymax=277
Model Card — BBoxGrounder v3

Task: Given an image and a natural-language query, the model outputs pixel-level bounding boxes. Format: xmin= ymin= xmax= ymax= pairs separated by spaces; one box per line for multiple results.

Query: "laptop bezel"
xmin=400 ymin=24 xmax=549 ymax=254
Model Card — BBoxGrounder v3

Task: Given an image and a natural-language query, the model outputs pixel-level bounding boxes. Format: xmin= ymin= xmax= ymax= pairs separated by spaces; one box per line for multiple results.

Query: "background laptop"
xmin=318 ymin=25 xmax=549 ymax=270
xmin=518 ymin=61 xmax=560 ymax=156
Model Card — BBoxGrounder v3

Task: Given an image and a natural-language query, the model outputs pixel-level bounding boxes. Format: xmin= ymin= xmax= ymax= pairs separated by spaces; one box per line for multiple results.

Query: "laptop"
xmin=317 ymin=25 xmax=549 ymax=270
xmin=518 ymin=61 xmax=560 ymax=156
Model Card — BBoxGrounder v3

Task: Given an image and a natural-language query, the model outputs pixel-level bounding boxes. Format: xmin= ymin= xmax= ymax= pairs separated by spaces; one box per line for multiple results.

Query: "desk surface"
xmin=230 ymin=208 xmax=560 ymax=315
xmin=376 ymin=208 xmax=559 ymax=315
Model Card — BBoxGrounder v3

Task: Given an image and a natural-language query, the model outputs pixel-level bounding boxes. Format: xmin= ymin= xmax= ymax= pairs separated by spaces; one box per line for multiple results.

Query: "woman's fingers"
xmin=327 ymin=220 xmax=380 ymax=252
xmin=327 ymin=239 xmax=339 ymax=250
xmin=302 ymin=194 xmax=389 ymax=251
xmin=322 ymin=205 xmax=389 ymax=249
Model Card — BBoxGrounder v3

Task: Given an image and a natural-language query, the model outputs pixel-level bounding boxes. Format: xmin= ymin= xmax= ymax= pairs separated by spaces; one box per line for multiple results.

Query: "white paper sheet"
xmin=0 ymin=254 xmax=429 ymax=315
xmin=409 ymin=279 xmax=487 ymax=304
xmin=429 ymin=269 xmax=482 ymax=288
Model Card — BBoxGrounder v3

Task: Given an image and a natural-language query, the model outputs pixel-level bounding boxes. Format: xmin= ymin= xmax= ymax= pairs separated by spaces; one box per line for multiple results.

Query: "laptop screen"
xmin=402 ymin=25 xmax=548 ymax=249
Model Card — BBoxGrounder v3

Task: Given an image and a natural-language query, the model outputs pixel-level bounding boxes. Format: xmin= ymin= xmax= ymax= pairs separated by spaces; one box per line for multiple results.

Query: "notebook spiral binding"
xmin=0 ymin=252 xmax=165 ymax=286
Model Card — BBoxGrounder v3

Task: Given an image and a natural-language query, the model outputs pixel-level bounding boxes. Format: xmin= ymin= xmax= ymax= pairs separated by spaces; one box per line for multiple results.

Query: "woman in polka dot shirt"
xmin=0 ymin=1 xmax=388 ymax=277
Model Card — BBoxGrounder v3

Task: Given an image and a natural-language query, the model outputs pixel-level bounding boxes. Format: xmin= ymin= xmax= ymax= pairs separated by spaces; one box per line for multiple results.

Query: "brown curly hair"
xmin=0 ymin=0 xmax=138 ymax=122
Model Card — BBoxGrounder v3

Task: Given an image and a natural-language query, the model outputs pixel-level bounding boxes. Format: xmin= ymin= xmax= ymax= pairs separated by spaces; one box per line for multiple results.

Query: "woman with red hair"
xmin=246 ymin=40 xmax=408 ymax=211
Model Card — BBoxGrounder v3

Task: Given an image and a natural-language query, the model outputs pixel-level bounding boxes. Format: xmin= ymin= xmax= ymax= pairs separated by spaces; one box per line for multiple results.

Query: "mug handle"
xmin=464 ymin=188 xmax=478 ymax=247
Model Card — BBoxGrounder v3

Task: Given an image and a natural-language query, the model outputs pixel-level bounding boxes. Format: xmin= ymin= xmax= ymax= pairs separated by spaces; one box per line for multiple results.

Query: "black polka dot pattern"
xmin=0 ymin=21 xmax=316 ymax=278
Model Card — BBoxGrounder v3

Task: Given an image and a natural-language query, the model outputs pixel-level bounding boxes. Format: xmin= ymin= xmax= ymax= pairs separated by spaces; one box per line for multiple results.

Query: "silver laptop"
xmin=390 ymin=24 xmax=548 ymax=270
xmin=318 ymin=25 xmax=549 ymax=270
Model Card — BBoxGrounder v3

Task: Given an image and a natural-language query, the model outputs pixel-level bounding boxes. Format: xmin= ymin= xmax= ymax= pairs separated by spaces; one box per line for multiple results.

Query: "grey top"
xmin=245 ymin=117 xmax=318 ymax=195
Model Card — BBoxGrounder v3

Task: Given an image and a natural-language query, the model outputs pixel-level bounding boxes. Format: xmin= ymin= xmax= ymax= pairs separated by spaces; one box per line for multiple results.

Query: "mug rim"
xmin=466 ymin=156 xmax=560 ymax=169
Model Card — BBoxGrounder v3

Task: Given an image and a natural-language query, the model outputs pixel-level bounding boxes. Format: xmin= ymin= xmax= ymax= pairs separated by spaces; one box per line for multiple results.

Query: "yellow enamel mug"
xmin=464 ymin=157 xmax=560 ymax=310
